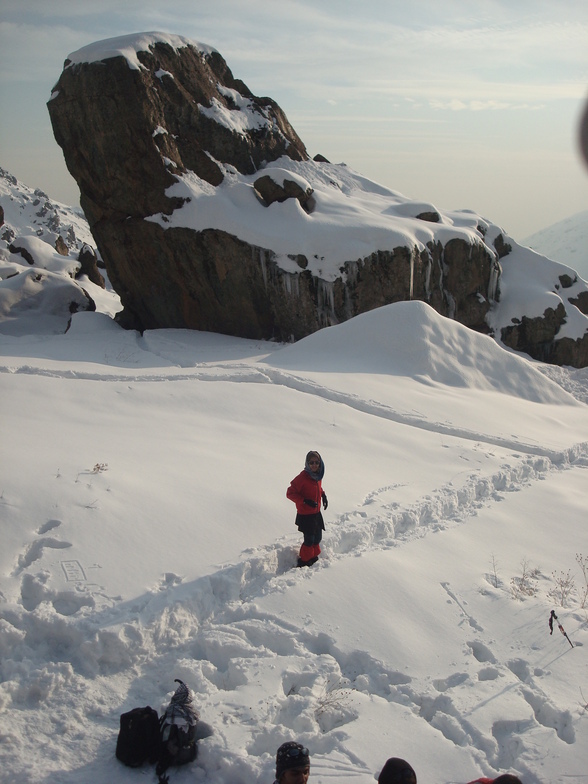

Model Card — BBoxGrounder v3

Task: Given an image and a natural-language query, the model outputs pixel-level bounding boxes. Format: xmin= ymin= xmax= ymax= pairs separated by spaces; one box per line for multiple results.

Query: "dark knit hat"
xmin=378 ymin=758 xmax=417 ymax=784
xmin=493 ymin=777 xmax=523 ymax=784
xmin=276 ymin=742 xmax=310 ymax=779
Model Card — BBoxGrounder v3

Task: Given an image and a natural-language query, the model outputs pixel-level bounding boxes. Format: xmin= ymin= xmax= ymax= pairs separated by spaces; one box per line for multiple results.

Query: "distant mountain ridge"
xmin=522 ymin=210 xmax=588 ymax=281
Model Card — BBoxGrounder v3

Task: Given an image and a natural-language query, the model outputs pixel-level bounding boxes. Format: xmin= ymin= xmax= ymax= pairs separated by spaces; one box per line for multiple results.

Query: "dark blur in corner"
xmin=579 ymin=96 xmax=588 ymax=171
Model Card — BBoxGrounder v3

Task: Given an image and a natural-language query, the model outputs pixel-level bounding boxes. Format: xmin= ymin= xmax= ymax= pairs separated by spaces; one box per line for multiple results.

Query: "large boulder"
xmin=46 ymin=33 xmax=499 ymax=341
xmin=48 ymin=33 xmax=307 ymax=225
xmin=46 ymin=33 xmax=588 ymax=365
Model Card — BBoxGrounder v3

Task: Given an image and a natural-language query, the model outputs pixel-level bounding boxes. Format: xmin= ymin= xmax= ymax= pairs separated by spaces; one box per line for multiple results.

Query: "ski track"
xmin=1 ymin=359 xmax=587 ymax=782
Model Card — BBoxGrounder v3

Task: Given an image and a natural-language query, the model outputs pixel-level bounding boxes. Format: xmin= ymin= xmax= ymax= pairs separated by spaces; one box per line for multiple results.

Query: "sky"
xmin=1 ymin=0 xmax=588 ymax=241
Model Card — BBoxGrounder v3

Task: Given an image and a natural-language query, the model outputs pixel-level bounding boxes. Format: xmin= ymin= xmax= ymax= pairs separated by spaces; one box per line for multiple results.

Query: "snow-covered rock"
xmin=0 ymin=167 xmax=119 ymax=335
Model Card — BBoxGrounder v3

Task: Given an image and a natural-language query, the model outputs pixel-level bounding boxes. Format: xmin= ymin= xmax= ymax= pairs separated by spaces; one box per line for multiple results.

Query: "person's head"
xmin=493 ymin=776 xmax=523 ymax=784
xmin=377 ymin=757 xmax=417 ymax=784
xmin=305 ymin=451 xmax=324 ymax=480
xmin=306 ymin=451 xmax=321 ymax=468
xmin=275 ymin=742 xmax=310 ymax=784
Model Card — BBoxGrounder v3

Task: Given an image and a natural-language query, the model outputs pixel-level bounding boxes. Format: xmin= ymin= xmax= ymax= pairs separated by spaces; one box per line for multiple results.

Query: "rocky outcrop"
xmin=254 ymin=175 xmax=315 ymax=211
xmin=55 ymin=235 xmax=69 ymax=256
xmin=47 ymin=33 xmax=499 ymax=342
xmin=76 ymin=244 xmax=105 ymax=288
xmin=8 ymin=241 xmax=35 ymax=265
xmin=46 ymin=33 xmax=587 ymax=366
xmin=500 ymin=277 xmax=588 ymax=368
xmin=48 ymin=35 xmax=307 ymax=226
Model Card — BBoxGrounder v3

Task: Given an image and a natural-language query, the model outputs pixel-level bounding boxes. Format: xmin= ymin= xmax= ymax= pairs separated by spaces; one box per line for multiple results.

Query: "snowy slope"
xmin=1 ymin=299 xmax=588 ymax=784
xmin=522 ymin=211 xmax=588 ymax=283
xmin=1 ymin=167 xmax=120 ymax=334
xmin=0 ymin=166 xmax=93 ymax=253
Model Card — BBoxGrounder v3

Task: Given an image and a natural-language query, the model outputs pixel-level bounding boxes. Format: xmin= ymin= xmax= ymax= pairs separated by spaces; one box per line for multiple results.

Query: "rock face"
xmin=500 ymin=276 xmax=588 ymax=367
xmin=48 ymin=35 xmax=307 ymax=227
xmin=77 ymin=244 xmax=105 ymax=289
xmin=47 ymin=33 xmax=588 ymax=366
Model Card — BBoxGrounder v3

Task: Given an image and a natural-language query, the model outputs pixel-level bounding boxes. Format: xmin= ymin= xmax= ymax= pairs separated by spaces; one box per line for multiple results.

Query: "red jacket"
xmin=467 ymin=779 xmax=494 ymax=783
xmin=287 ymin=470 xmax=323 ymax=514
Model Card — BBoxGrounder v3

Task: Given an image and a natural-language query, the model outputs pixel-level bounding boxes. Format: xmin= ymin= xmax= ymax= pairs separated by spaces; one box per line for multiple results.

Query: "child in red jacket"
xmin=287 ymin=450 xmax=328 ymax=567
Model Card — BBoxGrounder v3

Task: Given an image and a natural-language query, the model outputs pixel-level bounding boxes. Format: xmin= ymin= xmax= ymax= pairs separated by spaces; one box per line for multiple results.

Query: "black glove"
xmin=321 ymin=491 xmax=328 ymax=510
xmin=303 ymin=499 xmax=318 ymax=508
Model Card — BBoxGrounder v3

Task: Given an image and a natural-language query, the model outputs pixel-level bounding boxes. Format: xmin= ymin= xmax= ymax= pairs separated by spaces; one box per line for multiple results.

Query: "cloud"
xmin=428 ymin=98 xmax=548 ymax=112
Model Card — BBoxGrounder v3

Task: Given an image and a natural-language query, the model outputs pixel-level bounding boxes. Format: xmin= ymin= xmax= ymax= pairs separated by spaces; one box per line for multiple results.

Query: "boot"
xmin=297 ymin=544 xmax=318 ymax=567
xmin=297 ymin=556 xmax=319 ymax=567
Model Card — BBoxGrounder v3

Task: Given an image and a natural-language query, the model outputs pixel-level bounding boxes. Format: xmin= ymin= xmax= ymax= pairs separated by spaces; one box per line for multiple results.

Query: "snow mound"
xmin=265 ymin=301 xmax=575 ymax=404
xmin=0 ymin=267 xmax=93 ymax=336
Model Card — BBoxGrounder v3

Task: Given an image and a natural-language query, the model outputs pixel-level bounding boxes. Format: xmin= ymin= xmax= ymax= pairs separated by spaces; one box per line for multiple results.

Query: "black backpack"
xmin=115 ymin=705 xmax=161 ymax=767
xmin=156 ymin=680 xmax=199 ymax=783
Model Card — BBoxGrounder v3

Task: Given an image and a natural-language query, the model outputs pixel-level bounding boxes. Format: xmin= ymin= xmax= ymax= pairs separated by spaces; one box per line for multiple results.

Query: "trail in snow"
xmin=2 ymin=361 xmax=584 ymax=460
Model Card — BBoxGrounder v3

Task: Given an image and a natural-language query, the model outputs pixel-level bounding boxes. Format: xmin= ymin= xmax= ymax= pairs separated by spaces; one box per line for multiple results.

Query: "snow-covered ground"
xmin=1 ymin=288 xmax=588 ymax=784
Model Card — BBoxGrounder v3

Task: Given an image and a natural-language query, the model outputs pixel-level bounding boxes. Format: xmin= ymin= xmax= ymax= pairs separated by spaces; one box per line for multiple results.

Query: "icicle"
xmin=282 ymin=273 xmax=299 ymax=297
xmin=488 ymin=257 xmax=500 ymax=302
xmin=424 ymin=252 xmax=432 ymax=301
xmin=258 ymin=249 xmax=268 ymax=288
xmin=317 ymin=279 xmax=337 ymax=327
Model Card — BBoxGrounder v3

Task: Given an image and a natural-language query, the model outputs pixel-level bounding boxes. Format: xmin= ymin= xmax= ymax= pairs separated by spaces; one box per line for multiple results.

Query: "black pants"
xmin=296 ymin=511 xmax=324 ymax=546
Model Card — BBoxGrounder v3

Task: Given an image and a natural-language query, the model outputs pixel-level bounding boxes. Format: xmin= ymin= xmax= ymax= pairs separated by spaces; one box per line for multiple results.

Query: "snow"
xmin=0 ymin=167 xmax=93 ymax=252
xmin=63 ymin=32 xmax=217 ymax=72
xmin=146 ymin=158 xmax=482 ymax=283
xmin=2 ymin=171 xmax=588 ymax=783
xmin=522 ymin=211 xmax=588 ymax=284
xmin=145 ymin=154 xmax=588 ymax=338
xmin=199 ymin=97 xmax=272 ymax=136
